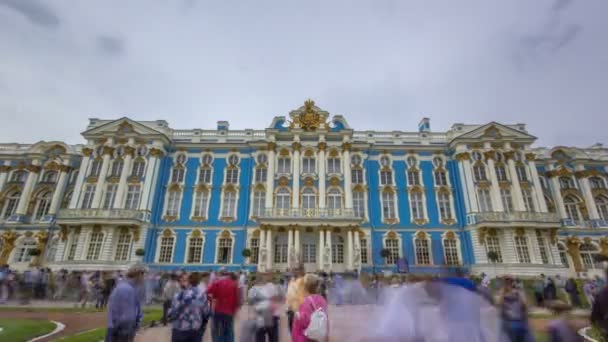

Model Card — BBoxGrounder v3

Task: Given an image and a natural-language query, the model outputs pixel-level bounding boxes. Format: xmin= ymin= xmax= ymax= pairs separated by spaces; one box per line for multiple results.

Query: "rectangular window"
xmin=14 ymin=240 xmax=36 ymax=263
xmin=501 ymin=188 xmax=513 ymax=213
xmin=252 ymin=191 xmax=265 ymax=217
xmin=187 ymin=237 xmax=204 ymax=263
xmin=360 ymin=238 xmax=368 ymax=264
xmin=166 ymin=191 xmax=181 ymax=217
xmin=158 ymin=237 xmax=174 ymax=263
xmin=250 ymin=238 xmax=259 ymax=264
xmin=274 ymin=242 xmax=288 ymax=263
xmin=495 ymin=165 xmax=508 ymax=182
xmin=302 ymin=243 xmax=316 ymax=263
xmin=536 ymin=230 xmax=550 ymax=264
xmin=331 ymin=241 xmax=344 ymax=263
xmin=522 ymin=189 xmax=535 ymax=212
xmin=407 ymin=171 xmax=420 ymax=186
xmin=516 ymin=165 xmax=528 ymax=182
xmin=226 ymin=168 xmax=239 ymax=184
xmin=254 ymin=168 xmax=267 ymax=183
xmin=171 ymin=168 xmax=185 ymax=183
xmin=385 ymin=238 xmax=399 ymax=264
xmin=81 ymin=185 xmax=95 ymax=209
xmin=125 ymin=185 xmax=141 ymax=210
xmin=514 ymin=236 xmax=531 ymax=263
xmin=89 ymin=159 xmax=102 ymax=177
xmin=277 ymin=158 xmax=290 ymax=174
xmin=415 ymin=238 xmax=431 ymax=264
xmin=352 ymin=169 xmax=363 ymax=184
xmin=478 ymin=188 xmax=493 ymax=212
xmin=438 ymin=192 xmax=452 ymax=221
xmin=222 ymin=192 xmax=237 ymax=218
xmin=381 ymin=192 xmax=396 ymax=220
xmin=66 ymin=234 xmax=79 ymax=261
xmin=434 ymin=171 xmax=447 ymax=186
xmin=199 ymin=168 xmax=212 ymax=184
xmin=217 ymin=238 xmax=232 ymax=264
xmin=131 ymin=160 xmax=146 ymax=178
xmin=103 ymin=184 xmax=118 ymax=209
xmin=327 ymin=158 xmax=341 ymax=174
xmin=485 ymin=236 xmax=503 ymax=262
xmin=86 ymin=232 xmax=104 ymax=260
xmin=353 ymin=191 xmax=365 ymax=218
xmin=111 ymin=160 xmax=123 ymax=177
xmin=303 ymin=158 xmax=315 ymax=174
xmin=380 ymin=170 xmax=392 ymax=185
xmin=411 ymin=192 xmax=425 ymax=220
xmin=444 ymin=239 xmax=459 ymax=265
xmin=114 ymin=232 xmax=132 ymax=262
xmin=192 ymin=191 xmax=209 ymax=218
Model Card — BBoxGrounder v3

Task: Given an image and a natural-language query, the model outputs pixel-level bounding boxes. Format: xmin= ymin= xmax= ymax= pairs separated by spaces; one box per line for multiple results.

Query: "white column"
xmin=527 ymin=157 xmax=548 ymax=212
xmin=507 ymin=156 xmax=526 ymax=211
xmin=16 ymin=160 xmax=41 ymax=215
xmin=287 ymin=228 xmax=294 ymax=268
xmin=318 ymin=229 xmax=325 ymax=270
xmin=458 ymin=153 xmax=479 ymax=213
xmin=139 ymin=148 xmax=162 ymax=211
xmin=576 ymin=165 xmax=600 ymax=220
xmin=0 ymin=161 xmax=10 ymax=191
xmin=92 ymin=148 xmax=112 ymax=208
xmin=325 ymin=230 xmax=332 ymax=269
xmin=114 ymin=150 xmax=134 ymax=209
xmin=69 ymin=149 xmax=92 ymax=208
xmin=295 ymin=229 xmax=300 ymax=259
xmin=343 ymin=143 xmax=353 ymax=210
xmin=547 ymin=165 xmax=567 ymax=219
xmin=266 ymin=228 xmax=273 ymax=270
xmin=485 ymin=154 xmax=504 ymax=212
xmin=292 ymin=142 xmax=300 ymax=209
xmin=265 ymin=143 xmax=276 ymax=209
xmin=49 ymin=165 xmax=70 ymax=215
xmin=347 ymin=229 xmax=353 ymax=270
xmin=318 ymin=142 xmax=327 ymax=209
xmin=258 ymin=229 xmax=266 ymax=270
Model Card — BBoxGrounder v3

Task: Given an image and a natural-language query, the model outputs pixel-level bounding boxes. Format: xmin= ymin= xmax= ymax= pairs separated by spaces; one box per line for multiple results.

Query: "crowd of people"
xmin=1 ymin=263 xmax=607 ymax=341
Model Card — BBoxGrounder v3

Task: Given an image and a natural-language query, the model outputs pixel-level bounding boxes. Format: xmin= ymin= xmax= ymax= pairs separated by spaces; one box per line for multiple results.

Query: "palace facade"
xmin=0 ymin=100 xmax=607 ymax=278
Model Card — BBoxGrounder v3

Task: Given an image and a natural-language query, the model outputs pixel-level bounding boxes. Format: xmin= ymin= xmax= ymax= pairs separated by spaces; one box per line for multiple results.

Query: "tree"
xmin=487 ymin=251 xmax=499 ymax=280
xmin=241 ymin=248 xmax=252 ymax=258
xmin=135 ymin=248 xmax=145 ymax=256
xmin=380 ymin=248 xmax=391 ymax=263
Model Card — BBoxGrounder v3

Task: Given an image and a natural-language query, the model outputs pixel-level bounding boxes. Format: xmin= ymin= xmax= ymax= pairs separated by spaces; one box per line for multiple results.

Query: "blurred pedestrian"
xmin=168 ymin=273 xmax=206 ymax=342
xmin=106 ymin=265 xmax=144 ymax=342
xmin=498 ymin=276 xmax=529 ymax=342
xmin=163 ymin=273 xmax=181 ymax=326
xmin=292 ymin=273 xmax=329 ymax=342
xmin=207 ymin=271 xmax=240 ymax=342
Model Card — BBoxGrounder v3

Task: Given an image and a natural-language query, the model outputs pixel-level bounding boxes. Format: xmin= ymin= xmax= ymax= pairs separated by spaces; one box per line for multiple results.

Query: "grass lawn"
xmin=0 ymin=318 xmax=56 ymax=342
xmin=55 ymin=308 xmax=162 ymax=342
xmin=0 ymin=306 xmax=104 ymax=313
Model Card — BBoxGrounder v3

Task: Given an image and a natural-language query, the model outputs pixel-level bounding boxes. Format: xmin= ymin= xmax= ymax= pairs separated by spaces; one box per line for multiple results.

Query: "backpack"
xmin=304 ymin=297 xmax=328 ymax=341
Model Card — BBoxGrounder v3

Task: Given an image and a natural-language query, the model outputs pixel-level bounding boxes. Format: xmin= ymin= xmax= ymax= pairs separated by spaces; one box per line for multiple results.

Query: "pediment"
xmin=450 ymin=122 xmax=536 ymax=144
xmin=82 ymin=117 xmax=169 ymax=142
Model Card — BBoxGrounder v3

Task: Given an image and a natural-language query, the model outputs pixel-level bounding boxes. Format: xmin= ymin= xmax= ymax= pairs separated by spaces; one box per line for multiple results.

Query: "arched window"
xmin=277 ymin=155 xmax=291 ymax=174
xmin=199 ymin=166 xmax=212 ymax=184
xmin=353 ymin=191 xmax=365 ymax=218
xmin=559 ymin=177 xmax=574 ymax=189
xmin=34 ymin=191 xmax=52 ymax=220
xmin=596 ymin=196 xmax=608 ymax=221
xmin=495 ymin=163 xmax=508 ymax=182
xmin=221 ymin=190 xmax=237 ymax=218
xmin=171 ymin=167 xmax=185 ymax=183
xmin=580 ymin=243 xmax=600 ymax=269
xmin=217 ymin=236 xmax=233 ymax=264
xmin=500 ymin=188 xmax=513 ymax=213
xmin=516 ymin=164 xmax=528 ymax=182
xmin=302 ymin=188 xmax=316 ymax=211
xmin=407 ymin=169 xmax=420 ymax=186
xmin=438 ymin=192 xmax=452 ymax=221
xmin=385 ymin=236 xmax=399 ymax=264
xmin=522 ymin=188 xmax=535 ymax=212
xmin=564 ymin=196 xmax=581 ymax=221
xmin=11 ymin=170 xmax=27 ymax=183
xmin=514 ymin=235 xmax=531 ymax=263
xmin=331 ymin=235 xmax=344 ymax=264
xmin=13 ymin=237 xmax=36 ymax=263
xmin=434 ymin=170 xmax=447 ymax=186
xmin=252 ymin=190 xmax=265 ymax=217
xmin=202 ymin=154 xmax=213 ymax=165
xmin=165 ymin=190 xmax=182 ymax=217
xmin=2 ymin=191 xmax=21 ymax=218
xmin=380 ymin=169 xmax=392 ymax=185
xmin=410 ymin=192 xmax=425 ymax=220
xmin=558 ymin=243 xmax=569 ymax=267
xmin=414 ymin=235 xmax=431 ymax=265
xmin=485 ymin=236 xmax=503 ymax=262
xmin=114 ymin=230 xmax=132 ymax=262
xmin=274 ymin=235 xmax=288 ymax=263
xmin=590 ymin=177 xmax=606 ymax=189
xmin=86 ymin=231 xmax=104 ymax=260
xmin=125 ymin=185 xmax=141 ymax=210
xmin=103 ymin=184 xmax=118 ymax=209
xmin=477 ymin=188 xmax=493 ymax=212
xmin=192 ymin=190 xmax=209 ymax=218
xmin=187 ymin=235 xmax=204 ymax=263
xmin=327 ymin=188 xmax=342 ymax=211
xmin=158 ymin=235 xmax=175 ymax=263
xmin=473 ymin=163 xmax=487 ymax=182
xmin=276 ymin=188 xmax=291 ymax=210
xmin=131 ymin=159 xmax=146 ymax=178
xmin=111 ymin=159 xmax=123 ymax=177
xmin=43 ymin=171 xmax=57 ymax=183
xmin=89 ymin=159 xmax=102 ymax=177
xmin=443 ymin=237 xmax=459 ymax=265
xmin=249 ymin=236 xmax=260 ymax=264
xmin=327 ymin=155 xmax=341 ymax=174
xmin=381 ymin=191 xmax=396 ymax=220
xmin=303 ymin=152 xmax=316 ymax=174
xmin=254 ymin=167 xmax=267 ymax=183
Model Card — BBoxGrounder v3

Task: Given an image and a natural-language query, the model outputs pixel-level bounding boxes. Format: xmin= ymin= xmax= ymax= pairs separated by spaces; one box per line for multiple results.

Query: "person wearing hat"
xmin=106 ymin=265 xmax=145 ymax=342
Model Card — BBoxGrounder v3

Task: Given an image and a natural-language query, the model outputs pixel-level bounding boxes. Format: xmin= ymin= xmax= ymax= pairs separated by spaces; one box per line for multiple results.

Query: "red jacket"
xmin=206 ymin=277 xmax=239 ymax=316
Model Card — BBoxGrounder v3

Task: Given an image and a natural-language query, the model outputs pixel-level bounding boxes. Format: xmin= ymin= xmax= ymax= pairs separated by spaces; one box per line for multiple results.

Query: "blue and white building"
xmin=1 ymin=100 xmax=607 ymax=278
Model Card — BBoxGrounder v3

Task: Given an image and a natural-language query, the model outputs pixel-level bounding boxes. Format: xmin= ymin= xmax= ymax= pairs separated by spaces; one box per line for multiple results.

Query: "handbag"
xmin=304 ymin=297 xmax=328 ymax=341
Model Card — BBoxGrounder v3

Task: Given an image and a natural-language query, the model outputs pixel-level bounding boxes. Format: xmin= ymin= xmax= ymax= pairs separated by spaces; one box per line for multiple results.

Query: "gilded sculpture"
xmin=290 ymin=99 xmax=328 ymax=131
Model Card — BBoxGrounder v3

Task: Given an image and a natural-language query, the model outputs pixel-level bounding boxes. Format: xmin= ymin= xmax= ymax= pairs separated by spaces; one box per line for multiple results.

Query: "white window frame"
xmin=514 ymin=235 xmax=531 ymax=263
xmin=186 ymin=230 xmax=206 ymax=264
xmin=191 ymin=190 xmax=210 ymax=218
xmin=409 ymin=191 xmax=426 ymax=222
xmin=125 ymin=185 xmax=141 ymax=210
xmin=413 ymin=233 xmax=433 ymax=265
xmin=352 ymin=190 xmax=367 ymax=219
xmin=164 ymin=189 xmax=182 ymax=218
xmin=114 ymin=229 xmax=132 ymax=262
xmin=442 ymin=236 xmax=461 ymax=266
xmin=477 ymin=188 xmax=493 ymax=212
xmin=86 ymin=230 xmax=105 ymax=261
xmin=383 ymin=231 xmax=402 ymax=264
xmin=500 ymin=188 xmax=514 ymax=213
xmin=251 ymin=189 xmax=265 ymax=218
xmin=103 ymin=184 xmax=118 ymax=209
xmin=220 ymin=190 xmax=238 ymax=219
xmin=81 ymin=184 xmax=96 ymax=209
xmin=215 ymin=231 xmax=235 ymax=264
xmin=34 ymin=191 xmax=52 ymax=221
xmin=437 ymin=191 xmax=454 ymax=222
xmin=156 ymin=230 xmax=176 ymax=264
xmin=381 ymin=190 xmax=398 ymax=222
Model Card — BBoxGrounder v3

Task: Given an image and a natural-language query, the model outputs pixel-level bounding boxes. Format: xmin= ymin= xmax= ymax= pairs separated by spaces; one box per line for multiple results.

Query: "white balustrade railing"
xmin=57 ymin=208 xmax=150 ymax=222
xmin=259 ymin=208 xmax=361 ymax=219
xmin=468 ymin=211 xmax=560 ymax=225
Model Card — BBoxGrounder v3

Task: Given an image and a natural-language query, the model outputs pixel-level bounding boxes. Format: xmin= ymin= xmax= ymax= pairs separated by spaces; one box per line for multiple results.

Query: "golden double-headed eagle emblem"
xmin=291 ymin=99 xmax=326 ymax=131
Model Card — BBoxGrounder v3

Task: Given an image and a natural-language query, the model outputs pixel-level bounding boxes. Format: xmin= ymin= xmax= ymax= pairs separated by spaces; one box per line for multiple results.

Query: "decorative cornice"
xmin=414 ymin=218 xmax=428 ymax=226
xmin=483 ymin=151 xmax=496 ymax=161
xmin=149 ymin=148 xmax=164 ymax=157
xmin=191 ymin=216 xmax=207 ymax=222
xmin=128 ymin=175 xmax=142 ymax=184
xmin=102 ymin=146 xmax=114 ymax=156
xmin=498 ymin=181 xmax=511 ymax=189
xmin=0 ymin=165 xmax=12 ymax=172
xmin=86 ymin=176 xmax=98 ymax=184
xmin=267 ymin=142 xmax=276 ymax=152
xmin=503 ymin=151 xmax=515 ymax=160
xmin=441 ymin=218 xmax=456 ymax=226
xmin=592 ymin=188 xmax=608 ymax=197
xmin=525 ymin=153 xmax=536 ymax=161
xmin=291 ymin=142 xmax=301 ymax=152
xmin=25 ymin=165 xmax=42 ymax=173
xmin=106 ymin=176 xmax=120 ymax=183
xmin=124 ymin=146 xmax=136 ymax=156
xmin=163 ymin=215 xmax=178 ymax=222
xmin=82 ymin=148 xmax=93 ymax=157
xmin=454 ymin=152 xmax=470 ymax=161
xmin=546 ymin=168 xmax=572 ymax=178
xmin=317 ymin=142 xmax=327 ymax=151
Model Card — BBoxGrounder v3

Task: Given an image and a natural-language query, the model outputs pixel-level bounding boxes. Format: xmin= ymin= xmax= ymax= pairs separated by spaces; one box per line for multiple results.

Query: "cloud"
xmin=96 ymin=35 xmax=125 ymax=56
xmin=0 ymin=0 xmax=60 ymax=28
xmin=552 ymin=0 xmax=573 ymax=12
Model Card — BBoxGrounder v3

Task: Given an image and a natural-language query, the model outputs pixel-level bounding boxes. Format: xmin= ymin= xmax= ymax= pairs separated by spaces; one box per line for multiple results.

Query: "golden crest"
xmin=290 ymin=99 xmax=328 ymax=131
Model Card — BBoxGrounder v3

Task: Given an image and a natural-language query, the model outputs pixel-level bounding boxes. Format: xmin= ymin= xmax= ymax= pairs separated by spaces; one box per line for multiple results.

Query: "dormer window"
xmin=176 ymin=154 xmax=187 ymax=165
xmin=380 ymin=156 xmax=390 ymax=167
xmin=433 ymin=157 xmax=443 ymax=168
xmin=202 ymin=154 xmax=213 ymax=165
xmin=351 ymin=154 xmax=362 ymax=166
xmin=228 ymin=154 xmax=239 ymax=166
xmin=257 ymin=154 xmax=268 ymax=165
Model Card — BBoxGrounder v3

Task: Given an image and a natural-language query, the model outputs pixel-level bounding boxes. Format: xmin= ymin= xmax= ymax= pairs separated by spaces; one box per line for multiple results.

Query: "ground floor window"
xmin=217 ymin=238 xmax=232 ymax=264
xmin=302 ymin=243 xmax=316 ymax=263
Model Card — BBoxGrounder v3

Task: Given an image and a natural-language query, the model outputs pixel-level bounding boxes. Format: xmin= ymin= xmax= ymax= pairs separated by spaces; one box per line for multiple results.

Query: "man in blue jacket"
xmin=106 ymin=265 xmax=145 ymax=342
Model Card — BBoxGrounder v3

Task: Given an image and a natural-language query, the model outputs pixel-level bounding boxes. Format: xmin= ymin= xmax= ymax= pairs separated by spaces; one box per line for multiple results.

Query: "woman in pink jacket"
xmin=292 ymin=274 xmax=329 ymax=342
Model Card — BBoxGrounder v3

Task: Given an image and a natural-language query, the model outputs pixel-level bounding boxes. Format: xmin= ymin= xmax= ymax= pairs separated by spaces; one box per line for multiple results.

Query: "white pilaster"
xmin=92 ymin=151 xmax=112 ymax=208
xmin=49 ymin=165 xmax=70 ymax=215
xmin=139 ymin=149 xmax=162 ymax=211
xmin=458 ymin=154 xmax=478 ymax=213
xmin=258 ymin=229 xmax=266 ymax=270
xmin=507 ymin=157 xmax=526 ymax=211
xmin=347 ymin=229 xmax=353 ymax=270
xmin=576 ymin=164 xmax=600 ymax=220
xmin=547 ymin=165 xmax=567 ymax=219
xmin=318 ymin=229 xmax=325 ymax=270
xmin=266 ymin=228 xmax=273 ymax=270
xmin=343 ymin=143 xmax=353 ymax=210
xmin=527 ymin=159 xmax=548 ymax=212
xmin=265 ymin=143 xmax=276 ymax=209
xmin=287 ymin=228 xmax=294 ymax=268
xmin=318 ymin=142 xmax=326 ymax=209
xmin=114 ymin=152 xmax=133 ymax=209
xmin=292 ymin=142 xmax=300 ymax=209
xmin=325 ymin=230 xmax=332 ymax=269
xmin=16 ymin=160 xmax=41 ymax=215
xmin=486 ymin=156 xmax=504 ymax=212
xmin=70 ymin=154 xmax=91 ymax=208
xmin=294 ymin=229 xmax=300 ymax=258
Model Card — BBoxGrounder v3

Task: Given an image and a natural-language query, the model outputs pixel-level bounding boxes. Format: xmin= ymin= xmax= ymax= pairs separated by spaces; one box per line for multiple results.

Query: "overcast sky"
xmin=1 ymin=0 xmax=607 ymax=147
